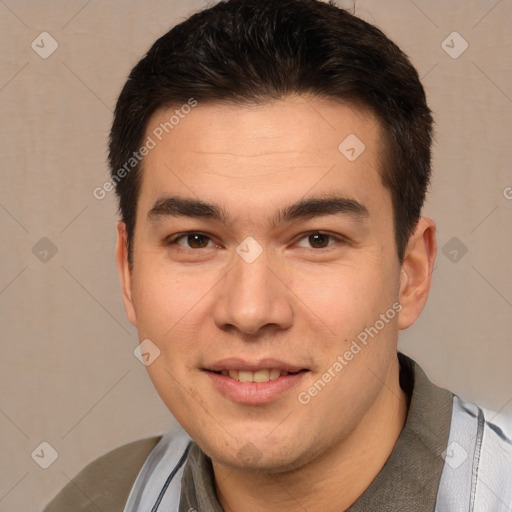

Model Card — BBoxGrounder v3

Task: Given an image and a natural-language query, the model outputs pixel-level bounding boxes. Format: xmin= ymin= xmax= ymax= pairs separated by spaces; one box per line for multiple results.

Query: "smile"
xmin=204 ymin=362 xmax=310 ymax=404
xmin=215 ymin=369 xmax=298 ymax=382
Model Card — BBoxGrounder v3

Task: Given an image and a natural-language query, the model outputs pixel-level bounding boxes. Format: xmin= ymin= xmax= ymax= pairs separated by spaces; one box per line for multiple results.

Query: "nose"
xmin=213 ymin=249 xmax=294 ymax=337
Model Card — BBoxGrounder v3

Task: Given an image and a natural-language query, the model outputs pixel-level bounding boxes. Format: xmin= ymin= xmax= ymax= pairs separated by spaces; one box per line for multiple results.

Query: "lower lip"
xmin=204 ymin=370 xmax=308 ymax=405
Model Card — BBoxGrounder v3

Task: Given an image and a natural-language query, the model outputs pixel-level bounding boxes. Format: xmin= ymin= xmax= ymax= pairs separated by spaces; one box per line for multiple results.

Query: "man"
xmin=43 ymin=0 xmax=512 ymax=510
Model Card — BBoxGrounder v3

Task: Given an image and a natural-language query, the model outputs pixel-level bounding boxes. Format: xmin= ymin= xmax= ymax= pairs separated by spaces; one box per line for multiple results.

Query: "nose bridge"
xmin=233 ymin=253 xmax=272 ymax=305
xmin=213 ymin=247 xmax=293 ymax=334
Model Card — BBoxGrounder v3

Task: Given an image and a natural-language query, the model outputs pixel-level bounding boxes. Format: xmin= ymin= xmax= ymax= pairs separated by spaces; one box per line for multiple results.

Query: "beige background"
xmin=0 ymin=0 xmax=511 ymax=510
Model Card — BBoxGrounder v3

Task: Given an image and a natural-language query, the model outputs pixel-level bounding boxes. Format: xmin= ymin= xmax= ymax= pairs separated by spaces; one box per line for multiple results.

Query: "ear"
xmin=115 ymin=222 xmax=138 ymax=327
xmin=398 ymin=217 xmax=437 ymax=330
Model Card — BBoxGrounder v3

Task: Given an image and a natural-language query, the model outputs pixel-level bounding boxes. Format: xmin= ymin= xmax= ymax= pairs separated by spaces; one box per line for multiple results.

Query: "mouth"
xmin=202 ymin=359 xmax=310 ymax=404
xmin=210 ymin=368 xmax=306 ymax=383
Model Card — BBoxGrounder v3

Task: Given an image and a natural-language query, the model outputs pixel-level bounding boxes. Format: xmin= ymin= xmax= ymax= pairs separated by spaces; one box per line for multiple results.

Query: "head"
xmin=111 ymin=0 xmax=436 ymax=473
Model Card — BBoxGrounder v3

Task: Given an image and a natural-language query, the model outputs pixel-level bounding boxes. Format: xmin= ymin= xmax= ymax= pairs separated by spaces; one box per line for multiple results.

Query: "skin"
xmin=116 ymin=95 xmax=436 ymax=511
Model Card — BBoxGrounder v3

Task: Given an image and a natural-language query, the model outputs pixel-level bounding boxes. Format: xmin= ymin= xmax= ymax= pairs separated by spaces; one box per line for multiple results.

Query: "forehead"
xmin=138 ymin=96 xmax=388 ymax=221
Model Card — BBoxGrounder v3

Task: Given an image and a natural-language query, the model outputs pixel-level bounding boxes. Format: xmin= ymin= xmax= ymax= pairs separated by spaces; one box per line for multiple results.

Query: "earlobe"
xmin=398 ymin=218 xmax=437 ymax=330
xmin=115 ymin=222 xmax=138 ymax=327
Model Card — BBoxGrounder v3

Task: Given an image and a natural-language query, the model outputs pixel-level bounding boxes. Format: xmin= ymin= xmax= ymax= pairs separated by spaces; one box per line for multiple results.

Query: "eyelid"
xmin=165 ymin=230 xmax=349 ymax=250
xmin=294 ymin=230 xmax=348 ymax=248
xmin=166 ymin=231 xmax=217 ymax=248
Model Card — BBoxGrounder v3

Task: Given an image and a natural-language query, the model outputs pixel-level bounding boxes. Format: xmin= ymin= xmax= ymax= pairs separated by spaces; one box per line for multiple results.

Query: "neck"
xmin=212 ymin=362 xmax=408 ymax=512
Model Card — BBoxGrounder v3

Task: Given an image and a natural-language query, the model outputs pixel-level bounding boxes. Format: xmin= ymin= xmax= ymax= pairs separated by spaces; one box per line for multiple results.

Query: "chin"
xmin=201 ymin=434 xmax=320 ymax=475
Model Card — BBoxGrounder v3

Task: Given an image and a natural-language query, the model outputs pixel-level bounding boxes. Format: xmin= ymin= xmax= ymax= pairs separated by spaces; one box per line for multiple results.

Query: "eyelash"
xmin=165 ymin=231 xmax=347 ymax=250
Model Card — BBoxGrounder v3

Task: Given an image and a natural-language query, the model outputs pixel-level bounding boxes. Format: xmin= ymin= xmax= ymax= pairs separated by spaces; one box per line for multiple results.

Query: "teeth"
xmin=253 ymin=369 xmax=270 ymax=382
xmin=238 ymin=370 xmax=253 ymax=382
xmin=269 ymin=368 xmax=281 ymax=380
xmin=220 ymin=369 xmax=295 ymax=382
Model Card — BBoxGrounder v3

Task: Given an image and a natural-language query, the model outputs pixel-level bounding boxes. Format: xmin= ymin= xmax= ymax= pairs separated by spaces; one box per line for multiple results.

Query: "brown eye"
xmin=171 ymin=233 xmax=213 ymax=249
xmin=295 ymin=231 xmax=341 ymax=250
xmin=186 ymin=234 xmax=210 ymax=248
xmin=308 ymin=233 xmax=330 ymax=248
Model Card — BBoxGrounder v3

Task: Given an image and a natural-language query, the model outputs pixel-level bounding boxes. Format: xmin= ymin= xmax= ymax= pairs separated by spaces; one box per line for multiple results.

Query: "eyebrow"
xmin=147 ymin=194 xmax=369 ymax=227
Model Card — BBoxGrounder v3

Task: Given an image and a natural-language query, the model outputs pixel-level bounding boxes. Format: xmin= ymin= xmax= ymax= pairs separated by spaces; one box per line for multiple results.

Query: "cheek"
xmin=131 ymin=260 xmax=210 ymax=340
xmin=289 ymin=260 xmax=397 ymax=339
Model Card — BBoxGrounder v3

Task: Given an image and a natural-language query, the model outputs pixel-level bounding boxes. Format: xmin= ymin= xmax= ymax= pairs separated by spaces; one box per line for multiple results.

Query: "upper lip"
xmin=205 ymin=358 xmax=307 ymax=373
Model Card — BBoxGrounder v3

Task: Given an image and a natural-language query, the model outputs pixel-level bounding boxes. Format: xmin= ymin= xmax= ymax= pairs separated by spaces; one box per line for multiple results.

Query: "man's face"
xmin=119 ymin=96 xmax=407 ymax=472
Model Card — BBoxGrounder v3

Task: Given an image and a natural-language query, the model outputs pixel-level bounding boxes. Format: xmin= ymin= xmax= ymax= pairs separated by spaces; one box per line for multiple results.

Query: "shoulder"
xmin=42 ymin=436 xmax=162 ymax=512
xmin=437 ymin=396 xmax=512 ymax=510
xmin=478 ymin=403 xmax=512 ymax=500
xmin=454 ymin=396 xmax=512 ymax=467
